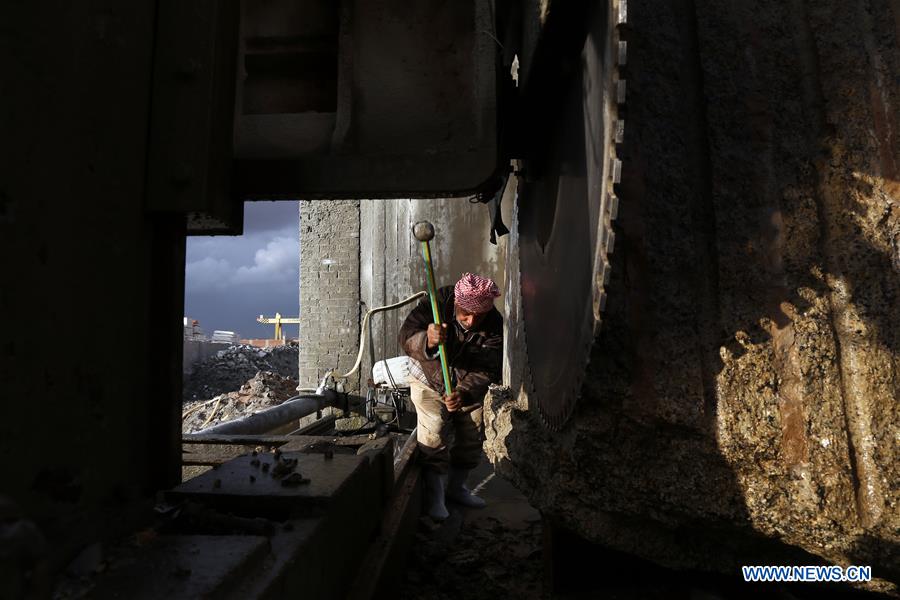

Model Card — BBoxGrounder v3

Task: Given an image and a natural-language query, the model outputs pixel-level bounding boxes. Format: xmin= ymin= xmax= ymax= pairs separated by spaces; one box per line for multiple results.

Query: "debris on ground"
xmin=182 ymin=344 xmax=298 ymax=402
xmin=398 ymin=462 xmax=545 ymax=600
xmin=400 ymin=514 xmax=543 ymax=600
xmin=182 ymin=371 xmax=299 ymax=433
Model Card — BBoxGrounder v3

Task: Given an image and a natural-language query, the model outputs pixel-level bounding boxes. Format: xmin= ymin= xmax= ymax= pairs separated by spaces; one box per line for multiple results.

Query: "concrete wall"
xmin=359 ymin=196 xmax=512 ymax=385
xmin=298 ymin=200 xmax=361 ymax=390
xmin=183 ymin=340 xmax=232 ymax=375
xmin=296 ymin=194 xmax=512 ymax=392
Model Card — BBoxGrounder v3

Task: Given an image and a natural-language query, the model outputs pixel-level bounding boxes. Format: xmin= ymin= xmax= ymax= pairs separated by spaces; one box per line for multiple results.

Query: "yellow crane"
xmin=256 ymin=312 xmax=300 ymax=341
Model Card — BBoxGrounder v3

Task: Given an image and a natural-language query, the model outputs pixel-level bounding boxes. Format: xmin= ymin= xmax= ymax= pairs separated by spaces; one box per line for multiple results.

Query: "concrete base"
xmin=82 ymin=437 xmax=397 ymax=599
xmin=91 ymin=535 xmax=269 ymax=600
xmin=333 ymin=415 xmax=370 ymax=432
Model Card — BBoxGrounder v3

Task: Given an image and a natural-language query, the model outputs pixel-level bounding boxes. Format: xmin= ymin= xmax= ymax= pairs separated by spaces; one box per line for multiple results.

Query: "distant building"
xmin=183 ymin=317 xmax=205 ymax=341
xmin=211 ymin=330 xmax=240 ymax=344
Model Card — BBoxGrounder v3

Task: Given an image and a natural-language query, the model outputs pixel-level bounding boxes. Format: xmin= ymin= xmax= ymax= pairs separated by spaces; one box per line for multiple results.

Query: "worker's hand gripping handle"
xmin=412 ymin=221 xmax=454 ymax=396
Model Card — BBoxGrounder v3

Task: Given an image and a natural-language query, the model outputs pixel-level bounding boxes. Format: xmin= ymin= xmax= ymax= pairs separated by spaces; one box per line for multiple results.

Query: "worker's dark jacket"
xmin=399 ymin=286 xmax=503 ymax=405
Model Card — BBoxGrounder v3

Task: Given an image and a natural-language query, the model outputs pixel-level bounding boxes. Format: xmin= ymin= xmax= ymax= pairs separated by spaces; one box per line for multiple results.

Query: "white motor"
xmin=372 ymin=356 xmax=411 ymax=386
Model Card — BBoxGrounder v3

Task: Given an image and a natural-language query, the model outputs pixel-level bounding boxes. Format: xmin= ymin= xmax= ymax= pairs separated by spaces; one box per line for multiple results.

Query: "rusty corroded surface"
xmin=489 ymin=0 xmax=899 ymax=593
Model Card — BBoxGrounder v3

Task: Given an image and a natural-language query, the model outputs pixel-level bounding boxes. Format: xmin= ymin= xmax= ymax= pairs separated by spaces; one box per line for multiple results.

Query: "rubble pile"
xmin=182 ymin=371 xmax=299 ymax=433
xmin=182 ymin=344 xmax=298 ymax=402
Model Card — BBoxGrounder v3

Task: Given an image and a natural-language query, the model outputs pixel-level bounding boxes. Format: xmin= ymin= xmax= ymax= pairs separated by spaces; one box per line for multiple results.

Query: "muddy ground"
xmin=398 ymin=460 xmax=888 ymax=599
xmin=398 ymin=460 xmax=544 ymax=600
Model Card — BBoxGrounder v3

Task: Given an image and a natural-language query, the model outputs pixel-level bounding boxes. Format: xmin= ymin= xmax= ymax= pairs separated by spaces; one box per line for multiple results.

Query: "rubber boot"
xmin=446 ymin=466 xmax=486 ymax=508
xmin=423 ymin=470 xmax=449 ymax=520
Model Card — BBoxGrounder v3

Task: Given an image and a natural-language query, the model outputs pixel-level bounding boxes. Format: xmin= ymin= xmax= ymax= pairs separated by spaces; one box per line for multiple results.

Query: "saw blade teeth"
xmin=517 ymin=0 xmax=626 ymax=432
xmin=610 ymin=158 xmax=622 ymax=183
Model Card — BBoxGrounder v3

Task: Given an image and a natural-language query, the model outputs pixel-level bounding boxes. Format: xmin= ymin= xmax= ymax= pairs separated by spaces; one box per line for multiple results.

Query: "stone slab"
xmin=168 ymin=452 xmax=366 ymax=518
xmin=182 ymin=443 xmax=257 ymax=466
xmin=181 ymin=434 xmax=295 ymax=445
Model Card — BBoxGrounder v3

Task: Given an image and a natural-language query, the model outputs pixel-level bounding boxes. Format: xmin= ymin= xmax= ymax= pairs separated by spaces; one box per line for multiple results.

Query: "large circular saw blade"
xmin=518 ymin=1 xmax=622 ymax=429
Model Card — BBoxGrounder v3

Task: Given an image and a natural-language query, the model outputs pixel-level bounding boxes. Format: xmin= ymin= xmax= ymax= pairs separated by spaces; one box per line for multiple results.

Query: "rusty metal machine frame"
xmin=146 ymin=0 xmax=502 ymax=235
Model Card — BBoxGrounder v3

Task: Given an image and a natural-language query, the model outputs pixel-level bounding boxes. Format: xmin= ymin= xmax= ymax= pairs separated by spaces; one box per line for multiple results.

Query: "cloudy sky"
xmin=184 ymin=201 xmax=299 ymax=340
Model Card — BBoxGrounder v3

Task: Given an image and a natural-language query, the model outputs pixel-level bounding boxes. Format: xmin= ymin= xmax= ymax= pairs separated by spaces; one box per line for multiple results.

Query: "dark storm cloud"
xmin=242 ymin=200 xmax=300 ymax=234
xmin=184 ymin=201 xmax=300 ymax=339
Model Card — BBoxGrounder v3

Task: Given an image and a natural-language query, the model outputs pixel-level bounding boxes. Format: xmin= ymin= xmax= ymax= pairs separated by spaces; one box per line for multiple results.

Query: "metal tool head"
xmin=412 ymin=221 xmax=435 ymax=242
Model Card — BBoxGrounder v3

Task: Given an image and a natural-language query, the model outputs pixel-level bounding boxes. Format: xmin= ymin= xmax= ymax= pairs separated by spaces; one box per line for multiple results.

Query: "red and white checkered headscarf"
xmin=454 ymin=272 xmax=500 ymax=314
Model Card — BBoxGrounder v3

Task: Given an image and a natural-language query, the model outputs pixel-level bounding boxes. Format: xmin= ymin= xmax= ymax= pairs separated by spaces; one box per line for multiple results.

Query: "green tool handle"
xmin=420 ymin=240 xmax=454 ymax=396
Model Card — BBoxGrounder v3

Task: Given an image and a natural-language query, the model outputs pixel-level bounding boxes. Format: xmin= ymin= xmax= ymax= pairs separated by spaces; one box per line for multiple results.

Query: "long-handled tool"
xmin=412 ymin=221 xmax=453 ymax=396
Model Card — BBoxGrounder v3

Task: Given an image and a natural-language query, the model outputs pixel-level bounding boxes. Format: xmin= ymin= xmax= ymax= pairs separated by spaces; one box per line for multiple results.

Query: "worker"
xmin=399 ymin=272 xmax=503 ymax=520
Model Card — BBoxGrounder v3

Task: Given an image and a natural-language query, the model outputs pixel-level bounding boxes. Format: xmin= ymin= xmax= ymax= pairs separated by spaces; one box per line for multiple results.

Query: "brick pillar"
xmin=298 ymin=200 xmax=361 ymax=391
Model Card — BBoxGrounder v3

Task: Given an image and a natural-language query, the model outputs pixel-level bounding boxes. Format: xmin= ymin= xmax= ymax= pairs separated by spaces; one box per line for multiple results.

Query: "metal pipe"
xmin=394 ymin=427 xmax=418 ymax=470
xmin=393 ymin=427 xmax=419 ymax=482
xmin=334 ymin=291 xmax=427 ymax=380
xmin=194 ymin=391 xmax=339 ymax=436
